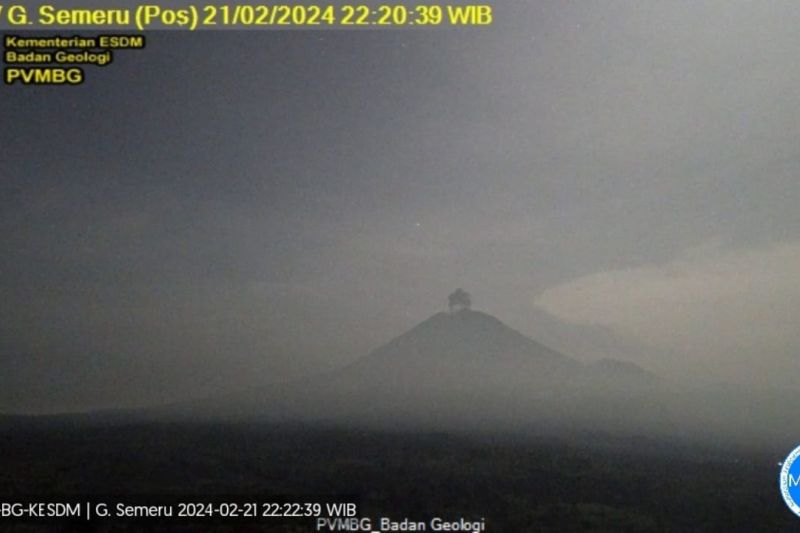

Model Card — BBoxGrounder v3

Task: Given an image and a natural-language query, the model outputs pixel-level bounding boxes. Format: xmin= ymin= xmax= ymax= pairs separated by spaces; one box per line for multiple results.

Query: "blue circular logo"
xmin=780 ymin=445 xmax=800 ymax=517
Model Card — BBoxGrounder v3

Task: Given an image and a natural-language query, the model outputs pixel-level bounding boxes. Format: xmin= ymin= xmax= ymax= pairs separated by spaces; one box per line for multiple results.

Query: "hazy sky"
xmin=2 ymin=1 xmax=799 ymax=412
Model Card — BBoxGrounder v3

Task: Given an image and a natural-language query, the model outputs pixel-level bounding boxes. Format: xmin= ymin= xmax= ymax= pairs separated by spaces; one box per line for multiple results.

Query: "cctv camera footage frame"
xmin=2 ymin=1 xmax=800 ymax=532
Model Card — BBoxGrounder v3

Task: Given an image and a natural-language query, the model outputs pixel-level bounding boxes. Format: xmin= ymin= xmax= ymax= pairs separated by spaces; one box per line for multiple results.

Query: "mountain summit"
xmin=341 ymin=309 xmax=578 ymax=394
xmin=358 ymin=308 xmax=567 ymax=366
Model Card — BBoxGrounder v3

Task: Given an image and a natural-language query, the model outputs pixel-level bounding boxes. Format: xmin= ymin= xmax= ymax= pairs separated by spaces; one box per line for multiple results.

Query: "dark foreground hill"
xmin=0 ymin=421 xmax=796 ymax=532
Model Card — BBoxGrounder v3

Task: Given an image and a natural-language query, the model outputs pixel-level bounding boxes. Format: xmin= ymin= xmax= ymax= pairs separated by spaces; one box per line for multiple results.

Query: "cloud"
xmin=535 ymin=241 xmax=800 ymax=383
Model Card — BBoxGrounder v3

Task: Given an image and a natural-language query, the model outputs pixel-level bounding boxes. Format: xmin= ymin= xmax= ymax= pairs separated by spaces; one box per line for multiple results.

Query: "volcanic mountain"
xmin=171 ymin=308 xmax=666 ymax=434
xmin=4 ymin=303 xmax=793 ymax=450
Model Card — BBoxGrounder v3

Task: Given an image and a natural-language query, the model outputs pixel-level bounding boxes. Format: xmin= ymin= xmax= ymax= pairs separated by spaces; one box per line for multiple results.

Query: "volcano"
xmin=168 ymin=305 xmax=668 ymax=434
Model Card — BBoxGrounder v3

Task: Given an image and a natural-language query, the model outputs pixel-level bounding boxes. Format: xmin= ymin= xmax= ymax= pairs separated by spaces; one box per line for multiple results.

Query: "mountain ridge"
xmin=153 ymin=307 xmax=666 ymax=432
